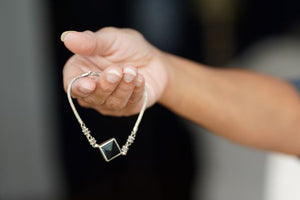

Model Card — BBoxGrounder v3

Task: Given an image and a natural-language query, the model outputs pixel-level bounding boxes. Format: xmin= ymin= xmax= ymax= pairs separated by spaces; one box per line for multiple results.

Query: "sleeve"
xmin=290 ymin=79 xmax=300 ymax=158
xmin=289 ymin=79 xmax=300 ymax=93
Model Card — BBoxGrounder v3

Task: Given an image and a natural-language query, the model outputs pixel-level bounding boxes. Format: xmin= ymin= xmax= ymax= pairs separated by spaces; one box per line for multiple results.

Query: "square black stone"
xmin=99 ymin=138 xmax=122 ymax=162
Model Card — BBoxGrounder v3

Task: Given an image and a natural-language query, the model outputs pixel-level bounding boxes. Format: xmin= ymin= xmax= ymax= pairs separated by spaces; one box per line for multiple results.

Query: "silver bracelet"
xmin=67 ymin=71 xmax=148 ymax=162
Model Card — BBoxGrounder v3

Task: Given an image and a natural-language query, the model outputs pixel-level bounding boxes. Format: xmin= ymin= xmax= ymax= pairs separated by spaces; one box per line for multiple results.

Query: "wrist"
xmin=157 ymin=52 xmax=186 ymax=108
xmin=156 ymin=52 xmax=213 ymax=120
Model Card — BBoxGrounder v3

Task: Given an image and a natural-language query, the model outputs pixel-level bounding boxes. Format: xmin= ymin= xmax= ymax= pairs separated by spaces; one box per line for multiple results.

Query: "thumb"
xmin=61 ymin=30 xmax=99 ymax=55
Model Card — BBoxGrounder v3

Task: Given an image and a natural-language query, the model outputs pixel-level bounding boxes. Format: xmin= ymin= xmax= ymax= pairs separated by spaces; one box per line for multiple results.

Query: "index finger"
xmin=63 ymin=56 xmax=98 ymax=98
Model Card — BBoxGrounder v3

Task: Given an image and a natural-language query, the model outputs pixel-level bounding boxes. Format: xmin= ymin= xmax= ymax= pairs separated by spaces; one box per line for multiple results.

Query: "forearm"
xmin=159 ymin=52 xmax=300 ymax=155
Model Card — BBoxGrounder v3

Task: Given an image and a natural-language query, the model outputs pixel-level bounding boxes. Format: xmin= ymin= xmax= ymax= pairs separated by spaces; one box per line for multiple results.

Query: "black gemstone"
xmin=99 ymin=138 xmax=121 ymax=162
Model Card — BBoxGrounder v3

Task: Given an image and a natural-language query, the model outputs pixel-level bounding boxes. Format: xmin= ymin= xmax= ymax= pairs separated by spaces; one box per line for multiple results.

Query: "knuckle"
xmin=81 ymin=96 xmax=97 ymax=106
xmin=99 ymin=27 xmax=119 ymax=34
xmin=119 ymin=82 xmax=135 ymax=92
xmin=105 ymin=98 xmax=125 ymax=110
xmin=123 ymin=28 xmax=141 ymax=36
xmin=98 ymin=99 xmax=106 ymax=105
xmin=83 ymin=30 xmax=94 ymax=35
xmin=127 ymin=95 xmax=142 ymax=105
xmin=100 ymin=84 xmax=115 ymax=93
xmin=77 ymin=99 xmax=91 ymax=108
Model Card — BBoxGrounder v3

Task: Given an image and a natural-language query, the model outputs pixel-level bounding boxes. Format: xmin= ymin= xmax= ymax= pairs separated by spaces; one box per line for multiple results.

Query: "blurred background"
xmin=1 ymin=0 xmax=300 ymax=199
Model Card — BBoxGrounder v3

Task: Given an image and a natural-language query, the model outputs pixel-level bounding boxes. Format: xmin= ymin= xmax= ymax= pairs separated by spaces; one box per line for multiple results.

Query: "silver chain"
xmin=81 ymin=124 xmax=99 ymax=148
xmin=67 ymin=71 xmax=148 ymax=157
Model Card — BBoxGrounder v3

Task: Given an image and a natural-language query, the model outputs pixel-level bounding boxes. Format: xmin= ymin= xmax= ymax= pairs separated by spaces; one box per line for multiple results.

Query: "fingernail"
xmin=106 ymin=69 xmax=121 ymax=83
xmin=60 ymin=31 xmax=72 ymax=42
xmin=79 ymin=81 xmax=94 ymax=94
xmin=124 ymin=68 xmax=136 ymax=83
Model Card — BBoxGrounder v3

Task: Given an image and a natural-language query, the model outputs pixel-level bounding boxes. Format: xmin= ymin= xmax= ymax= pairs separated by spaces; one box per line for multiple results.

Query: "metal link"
xmin=81 ymin=124 xmax=98 ymax=148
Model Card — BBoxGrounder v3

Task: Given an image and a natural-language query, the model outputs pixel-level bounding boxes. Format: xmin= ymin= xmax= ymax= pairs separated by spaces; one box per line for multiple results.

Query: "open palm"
xmin=62 ymin=27 xmax=167 ymax=116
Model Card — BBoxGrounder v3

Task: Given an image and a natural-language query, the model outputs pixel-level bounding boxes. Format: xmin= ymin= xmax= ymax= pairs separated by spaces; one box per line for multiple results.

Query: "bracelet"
xmin=67 ymin=71 xmax=148 ymax=162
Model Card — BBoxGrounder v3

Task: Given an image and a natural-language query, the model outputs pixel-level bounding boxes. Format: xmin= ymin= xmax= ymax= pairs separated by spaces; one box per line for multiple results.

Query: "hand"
xmin=62 ymin=27 xmax=168 ymax=116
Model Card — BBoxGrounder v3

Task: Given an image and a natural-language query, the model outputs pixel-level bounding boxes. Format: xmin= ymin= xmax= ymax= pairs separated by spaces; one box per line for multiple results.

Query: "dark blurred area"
xmin=1 ymin=0 xmax=300 ymax=199
xmin=49 ymin=0 xmax=198 ymax=199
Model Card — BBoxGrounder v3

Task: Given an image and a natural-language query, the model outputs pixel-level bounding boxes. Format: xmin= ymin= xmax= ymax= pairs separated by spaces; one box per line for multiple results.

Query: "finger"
xmin=61 ymin=27 xmax=120 ymax=56
xmin=104 ymin=66 xmax=137 ymax=110
xmin=61 ymin=30 xmax=98 ymax=55
xmin=69 ymin=78 xmax=97 ymax=98
xmin=62 ymin=56 xmax=99 ymax=97
xmin=81 ymin=66 xmax=122 ymax=105
xmin=127 ymin=74 xmax=145 ymax=107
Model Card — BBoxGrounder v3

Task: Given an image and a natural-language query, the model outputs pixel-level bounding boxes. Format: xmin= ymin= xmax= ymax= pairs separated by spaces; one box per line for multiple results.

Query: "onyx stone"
xmin=99 ymin=138 xmax=122 ymax=162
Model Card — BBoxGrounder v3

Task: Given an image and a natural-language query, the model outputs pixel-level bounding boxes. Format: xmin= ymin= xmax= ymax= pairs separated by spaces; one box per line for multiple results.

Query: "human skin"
xmin=62 ymin=27 xmax=300 ymax=155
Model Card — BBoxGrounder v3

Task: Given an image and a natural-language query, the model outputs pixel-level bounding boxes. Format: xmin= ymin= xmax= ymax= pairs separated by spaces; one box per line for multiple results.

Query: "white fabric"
xmin=264 ymin=154 xmax=300 ymax=200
